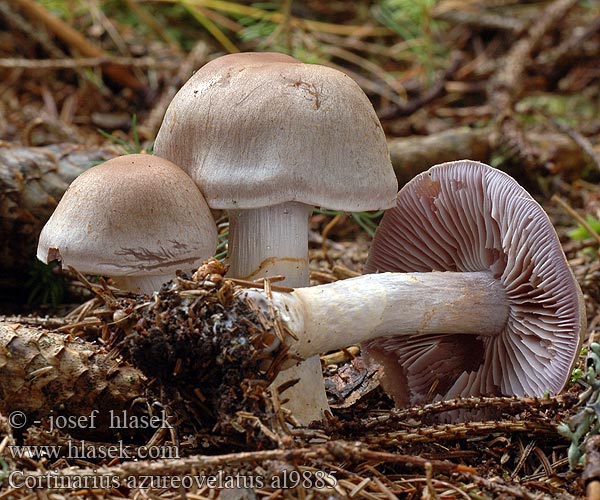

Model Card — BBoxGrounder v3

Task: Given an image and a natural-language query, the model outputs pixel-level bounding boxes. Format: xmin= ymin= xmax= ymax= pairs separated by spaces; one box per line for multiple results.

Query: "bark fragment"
xmin=0 ymin=142 xmax=116 ymax=281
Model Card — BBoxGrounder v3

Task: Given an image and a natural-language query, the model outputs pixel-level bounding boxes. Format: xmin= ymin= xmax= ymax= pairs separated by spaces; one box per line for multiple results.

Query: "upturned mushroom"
xmin=37 ymin=154 xmax=218 ymax=294
xmin=243 ymin=160 xmax=585 ymax=408
xmin=154 ymin=52 xmax=397 ymax=423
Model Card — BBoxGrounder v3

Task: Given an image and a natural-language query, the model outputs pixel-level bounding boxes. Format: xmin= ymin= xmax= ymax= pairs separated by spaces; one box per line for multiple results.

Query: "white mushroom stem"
xmin=227 ymin=202 xmax=311 ymax=285
xmin=227 ymin=201 xmax=329 ymax=425
xmin=246 ymin=271 xmax=509 ymax=359
xmin=111 ymin=275 xmax=170 ymax=295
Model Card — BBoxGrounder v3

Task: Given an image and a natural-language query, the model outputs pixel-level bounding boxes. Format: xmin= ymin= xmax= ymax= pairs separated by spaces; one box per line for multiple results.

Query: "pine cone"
xmin=0 ymin=322 xmax=147 ymax=439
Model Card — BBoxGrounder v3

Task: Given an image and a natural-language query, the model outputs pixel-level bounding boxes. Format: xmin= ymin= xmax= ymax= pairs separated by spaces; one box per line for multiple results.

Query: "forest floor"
xmin=1 ymin=0 xmax=600 ymax=498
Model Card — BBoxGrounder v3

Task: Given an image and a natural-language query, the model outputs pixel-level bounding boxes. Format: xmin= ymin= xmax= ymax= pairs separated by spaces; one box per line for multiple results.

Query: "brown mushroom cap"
xmin=154 ymin=52 xmax=397 ymax=211
xmin=37 ymin=154 xmax=218 ymax=277
xmin=364 ymin=160 xmax=585 ymax=407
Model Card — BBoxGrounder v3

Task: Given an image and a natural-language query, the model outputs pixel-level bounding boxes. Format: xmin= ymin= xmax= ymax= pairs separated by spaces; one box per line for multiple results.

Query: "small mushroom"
xmin=244 ymin=160 xmax=585 ymax=408
xmin=154 ymin=52 xmax=397 ymax=423
xmin=37 ymin=154 xmax=218 ymax=294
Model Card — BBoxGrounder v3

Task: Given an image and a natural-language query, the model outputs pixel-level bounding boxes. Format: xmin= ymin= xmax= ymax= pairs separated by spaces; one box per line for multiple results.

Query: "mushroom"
xmin=362 ymin=159 xmax=586 ymax=406
xmin=154 ymin=52 xmax=397 ymax=284
xmin=153 ymin=52 xmax=397 ymax=423
xmin=37 ymin=154 xmax=218 ymax=295
xmin=243 ymin=160 xmax=585 ymax=408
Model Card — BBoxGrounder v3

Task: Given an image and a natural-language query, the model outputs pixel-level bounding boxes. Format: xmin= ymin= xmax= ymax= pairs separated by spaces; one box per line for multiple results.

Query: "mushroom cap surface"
xmin=364 ymin=160 xmax=585 ymax=407
xmin=37 ymin=154 xmax=218 ymax=277
xmin=154 ymin=52 xmax=397 ymax=211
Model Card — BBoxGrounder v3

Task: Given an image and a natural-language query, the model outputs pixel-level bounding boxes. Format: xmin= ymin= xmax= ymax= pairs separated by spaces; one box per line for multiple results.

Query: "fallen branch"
xmin=373 ymin=395 xmax=575 ymax=424
xmin=489 ymin=0 xmax=578 ymax=111
xmin=363 ymin=419 xmax=563 ymax=446
xmin=462 ymin=471 xmax=551 ymax=500
xmin=388 ymin=127 xmax=587 ymax=183
xmin=0 ymin=56 xmax=181 ymax=70
xmin=433 ymin=4 xmax=525 ymax=34
xmin=378 ymin=51 xmax=464 ymax=119
xmin=553 ymin=121 xmax=600 ymax=173
xmin=535 ymin=17 xmax=600 ymax=71
xmin=0 ymin=143 xmax=117 ymax=281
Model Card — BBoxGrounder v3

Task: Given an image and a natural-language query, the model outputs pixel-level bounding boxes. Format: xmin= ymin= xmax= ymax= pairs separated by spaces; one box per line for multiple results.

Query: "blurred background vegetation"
xmin=2 ymin=0 xmax=597 ymax=155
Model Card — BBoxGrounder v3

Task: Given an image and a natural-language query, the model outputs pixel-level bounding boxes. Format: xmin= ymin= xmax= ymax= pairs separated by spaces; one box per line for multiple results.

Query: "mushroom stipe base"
xmin=117 ymin=270 xmax=283 ymax=437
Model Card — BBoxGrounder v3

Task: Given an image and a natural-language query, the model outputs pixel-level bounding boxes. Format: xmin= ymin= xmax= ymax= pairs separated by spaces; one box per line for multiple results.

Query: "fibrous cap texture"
xmin=154 ymin=52 xmax=397 ymax=211
xmin=37 ymin=154 xmax=218 ymax=276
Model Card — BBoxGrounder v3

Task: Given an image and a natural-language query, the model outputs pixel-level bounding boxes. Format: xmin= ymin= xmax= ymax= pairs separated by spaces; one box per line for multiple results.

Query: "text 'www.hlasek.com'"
xmin=5 ymin=409 xmax=338 ymax=490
